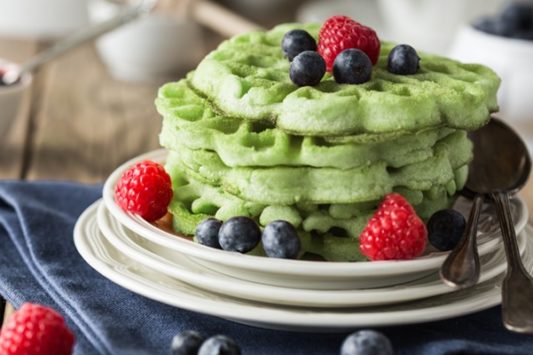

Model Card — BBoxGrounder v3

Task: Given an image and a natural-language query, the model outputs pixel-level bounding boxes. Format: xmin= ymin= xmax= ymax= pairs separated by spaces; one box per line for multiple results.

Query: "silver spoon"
xmin=441 ymin=117 xmax=533 ymax=332
xmin=0 ymin=0 xmax=157 ymax=86
xmin=439 ymin=193 xmax=483 ymax=289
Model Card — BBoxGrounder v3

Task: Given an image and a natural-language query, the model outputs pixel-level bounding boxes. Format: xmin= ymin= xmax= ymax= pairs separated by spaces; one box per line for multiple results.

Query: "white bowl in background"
xmin=377 ymin=0 xmax=506 ymax=55
xmin=0 ymin=0 xmax=89 ymax=38
xmin=0 ymin=61 xmax=32 ymax=143
xmin=88 ymin=0 xmax=204 ymax=83
xmin=449 ymin=25 xmax=533 ymax=148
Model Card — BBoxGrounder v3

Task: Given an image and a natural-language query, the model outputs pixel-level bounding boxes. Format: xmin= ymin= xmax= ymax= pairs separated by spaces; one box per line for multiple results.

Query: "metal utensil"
xmin=441 ymin=117 xmax=533 ymax=332
xmin=0 ymin=0 xmax=157 ymax=86
xmin=440 ymin=193 xmax=483 ymax=289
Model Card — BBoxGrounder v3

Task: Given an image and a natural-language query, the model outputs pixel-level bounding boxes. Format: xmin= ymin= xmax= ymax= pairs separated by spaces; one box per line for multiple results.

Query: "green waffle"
xmin=190 ymin=23 xmax=500 ymax=136
xmin=165 ymin=130 xmax=471 ymax=205
xmin=158 ymin=79 xmax=457 ymax=169
xmin=154 ymin=22 xmax=500 ymax=261
xmin=166 ymin=163 xmax=462 ymax=261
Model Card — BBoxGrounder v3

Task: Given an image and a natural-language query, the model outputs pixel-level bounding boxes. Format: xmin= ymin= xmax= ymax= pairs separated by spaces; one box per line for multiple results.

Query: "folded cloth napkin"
xmin=0 ymin=181 xmax=532 ymax=355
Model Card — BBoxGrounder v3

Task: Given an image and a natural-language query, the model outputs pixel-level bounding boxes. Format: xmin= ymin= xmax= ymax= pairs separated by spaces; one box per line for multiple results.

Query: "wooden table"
xmin=0 ymin=37 xmax=169 ymax=325
xmin=2 ymin=35 xmax=533 ymax=327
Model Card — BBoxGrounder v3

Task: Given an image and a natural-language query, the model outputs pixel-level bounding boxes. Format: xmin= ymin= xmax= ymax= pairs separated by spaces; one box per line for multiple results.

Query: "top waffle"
xmin=190 ymin=23 xmax=500 ymax=136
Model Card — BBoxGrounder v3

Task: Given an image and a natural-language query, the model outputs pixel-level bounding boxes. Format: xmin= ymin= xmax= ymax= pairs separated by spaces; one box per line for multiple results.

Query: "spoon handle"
xmin=440 ymin=194 xmax=482 ymax=289
xmin=491 ymin=192 xmax=523 ymax=267
xmin=7 ymin=0 xmax=156 ymax=83
xmin=491 ymin=191 xmax=533 ymax=333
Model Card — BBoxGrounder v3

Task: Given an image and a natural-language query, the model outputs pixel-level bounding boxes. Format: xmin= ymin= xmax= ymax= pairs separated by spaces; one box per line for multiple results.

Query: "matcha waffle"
xmin=165 ymin=130 xmax=470 ymax=205
xmin=154 ymin=20 xmax=500 ymax=262
xmin=166 ymin=164 xmax=460 ymax=261
xmin=158 ymin=80 xmax=458 ymax=169
xmin=190 ymin=23 xmax=499 ymax=136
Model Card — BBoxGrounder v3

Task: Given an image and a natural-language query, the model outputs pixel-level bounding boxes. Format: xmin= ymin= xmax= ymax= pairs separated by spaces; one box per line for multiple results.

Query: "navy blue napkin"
xmin=0 ymin=181 xmax=532 ymax=354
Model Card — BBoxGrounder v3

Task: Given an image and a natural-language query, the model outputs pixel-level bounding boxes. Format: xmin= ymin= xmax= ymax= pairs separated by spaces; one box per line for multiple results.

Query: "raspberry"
xmin=0 ymin=303 xmax=75 ymax=355
xmin=359 ymin=193 xmax=427 ymax=261
xmin=114 ymin=160 xmax=173 ymax=222
xmin=318 ymin=15 xmax=380 ymax=71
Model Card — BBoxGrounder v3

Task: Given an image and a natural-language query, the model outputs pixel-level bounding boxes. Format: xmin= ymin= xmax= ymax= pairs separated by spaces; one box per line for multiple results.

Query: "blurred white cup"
xmin=450 ymin=25 xmax=533 ymax=145
xmin=88 ymin=0 xmax=204 ymax=82
xmin=0 ymin=0 xmax=89 ymax=38
xmin=377 ymin=0 xmax=506 ymax=54
xmin=0 ymin=61 xmax=32 ymax=143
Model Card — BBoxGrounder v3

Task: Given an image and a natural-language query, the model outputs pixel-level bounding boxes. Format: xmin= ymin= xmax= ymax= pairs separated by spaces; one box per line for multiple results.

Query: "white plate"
xmin=96 ymin=200 xmax=527 ymax=308
xmin=102 ymin=149 xmax=529 ymax=290
xmin=75 ymin=201 xmax=533 ymax=332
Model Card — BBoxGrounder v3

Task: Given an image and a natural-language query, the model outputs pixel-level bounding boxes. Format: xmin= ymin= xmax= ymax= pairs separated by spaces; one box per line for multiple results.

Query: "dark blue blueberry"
xmin=341 ymin=330 xmax=393 ymax=355
xmin=198 ymin=335 xmax=241 ymax=355
xmin=262 ymin=220 xmax=301 ymax=259
xmin=387 ymin=44 xmax=420 ymax=75
xmin=282 ymin=29 xmax=317 ymax=61
xmin=333 ymin=48 xmax=372 ymax=84
xmin=289 ymin=50 xmax=326 ymax=87
xmin=427 ymin=209 xmax=466 ymax=251
xmin=218 ymin=216 xmax=261 ymax=253
xmin=171 ymin=330 xmax=205 ymax=355
xmin=196 ymin=218 xmax=223 ymax=249
xmin=501 ymin=3 xmax=533 ymax=34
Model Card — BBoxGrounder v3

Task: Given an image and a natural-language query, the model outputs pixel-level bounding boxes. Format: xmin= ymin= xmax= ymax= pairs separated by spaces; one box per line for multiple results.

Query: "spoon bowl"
xmin=466 ymin=118 xmax=531 ymax=195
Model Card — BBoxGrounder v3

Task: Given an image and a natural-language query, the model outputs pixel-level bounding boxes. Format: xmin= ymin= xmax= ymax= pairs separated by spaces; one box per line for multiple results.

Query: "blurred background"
xmin=0 ymin=0 xmax=532 ymax=184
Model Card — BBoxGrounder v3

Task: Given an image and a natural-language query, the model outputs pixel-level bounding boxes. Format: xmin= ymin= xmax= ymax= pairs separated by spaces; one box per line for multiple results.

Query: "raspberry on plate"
xmin=318 ymin=15 xmax=380 ymax=71
xmin=0 ymin=303 xmax=75 ymax=355
xmin=359 ymin=193 xmax=427 ymax=261
xmin=114 ymin=160 xmax=173 ymax=222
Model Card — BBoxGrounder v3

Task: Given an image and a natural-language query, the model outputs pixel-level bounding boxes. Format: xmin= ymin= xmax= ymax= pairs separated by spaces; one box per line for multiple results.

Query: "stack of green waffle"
xmin=155 ymin=23 xmax=500 ymax=262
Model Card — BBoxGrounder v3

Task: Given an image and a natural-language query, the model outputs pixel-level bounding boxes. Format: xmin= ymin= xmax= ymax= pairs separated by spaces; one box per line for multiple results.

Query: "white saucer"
xmin=75 ymin=201 xmax=533 ymax=332
xmin=101 ymin=149 xmax=529 ymax=290
xmin=96 ymin=200 xmax=527 ymax=308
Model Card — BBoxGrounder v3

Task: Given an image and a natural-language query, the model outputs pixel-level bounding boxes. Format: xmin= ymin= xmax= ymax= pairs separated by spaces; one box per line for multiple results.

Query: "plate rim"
xmin=101 ymin=149 xmax=529 ymax=277
xmin=76 ymin=201 xmax=533 ymax=330
xmin=96 ymin=200 xmax=528 ymax=308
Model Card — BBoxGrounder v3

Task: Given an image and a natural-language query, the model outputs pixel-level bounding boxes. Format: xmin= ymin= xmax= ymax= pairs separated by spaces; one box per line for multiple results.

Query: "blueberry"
xmin=427 ymin=209 xmax=466 ymax=251
xmin=341 ymin=330 xmax=393 ymax=355
xmin=198 ymin=335 xmax=241 ymax=355
xmin=332 ymin=48 xmax=372 ymax=84
xmin=387 ymin=44 xmax=420 ymax=75
xmin=171 ymin=330 xmax=205 ymax=355
xmin=196 ymin=218 xmax=223 ymax=249
xmin=262 ymin=220 xmax=301 ymax=259
xmin=501 ymin=3 xmax=533 ymax=34
xmin=289 ymin=51 xmax=326 ymax=87
xmin=282 ymin=29 xmax=317 ymax=61
xmin=218 ymin=216 xmax=261 ymax=253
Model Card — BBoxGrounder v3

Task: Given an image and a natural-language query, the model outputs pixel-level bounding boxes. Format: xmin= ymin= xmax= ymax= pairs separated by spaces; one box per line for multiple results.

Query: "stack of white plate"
xmin=74 ymin=150 xmax=532 ymax=332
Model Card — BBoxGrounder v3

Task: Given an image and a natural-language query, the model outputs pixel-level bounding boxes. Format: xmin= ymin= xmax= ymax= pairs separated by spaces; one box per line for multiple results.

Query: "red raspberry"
xmin=359 ymin=193 xmax=427 ymax=261
xmin=0 ymin=303 xmax=75 ymax=355
xmin=114 ymin=160 xmax=173 ymax=222
xmin=318 ymin=15 xmax=380 ymax=71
